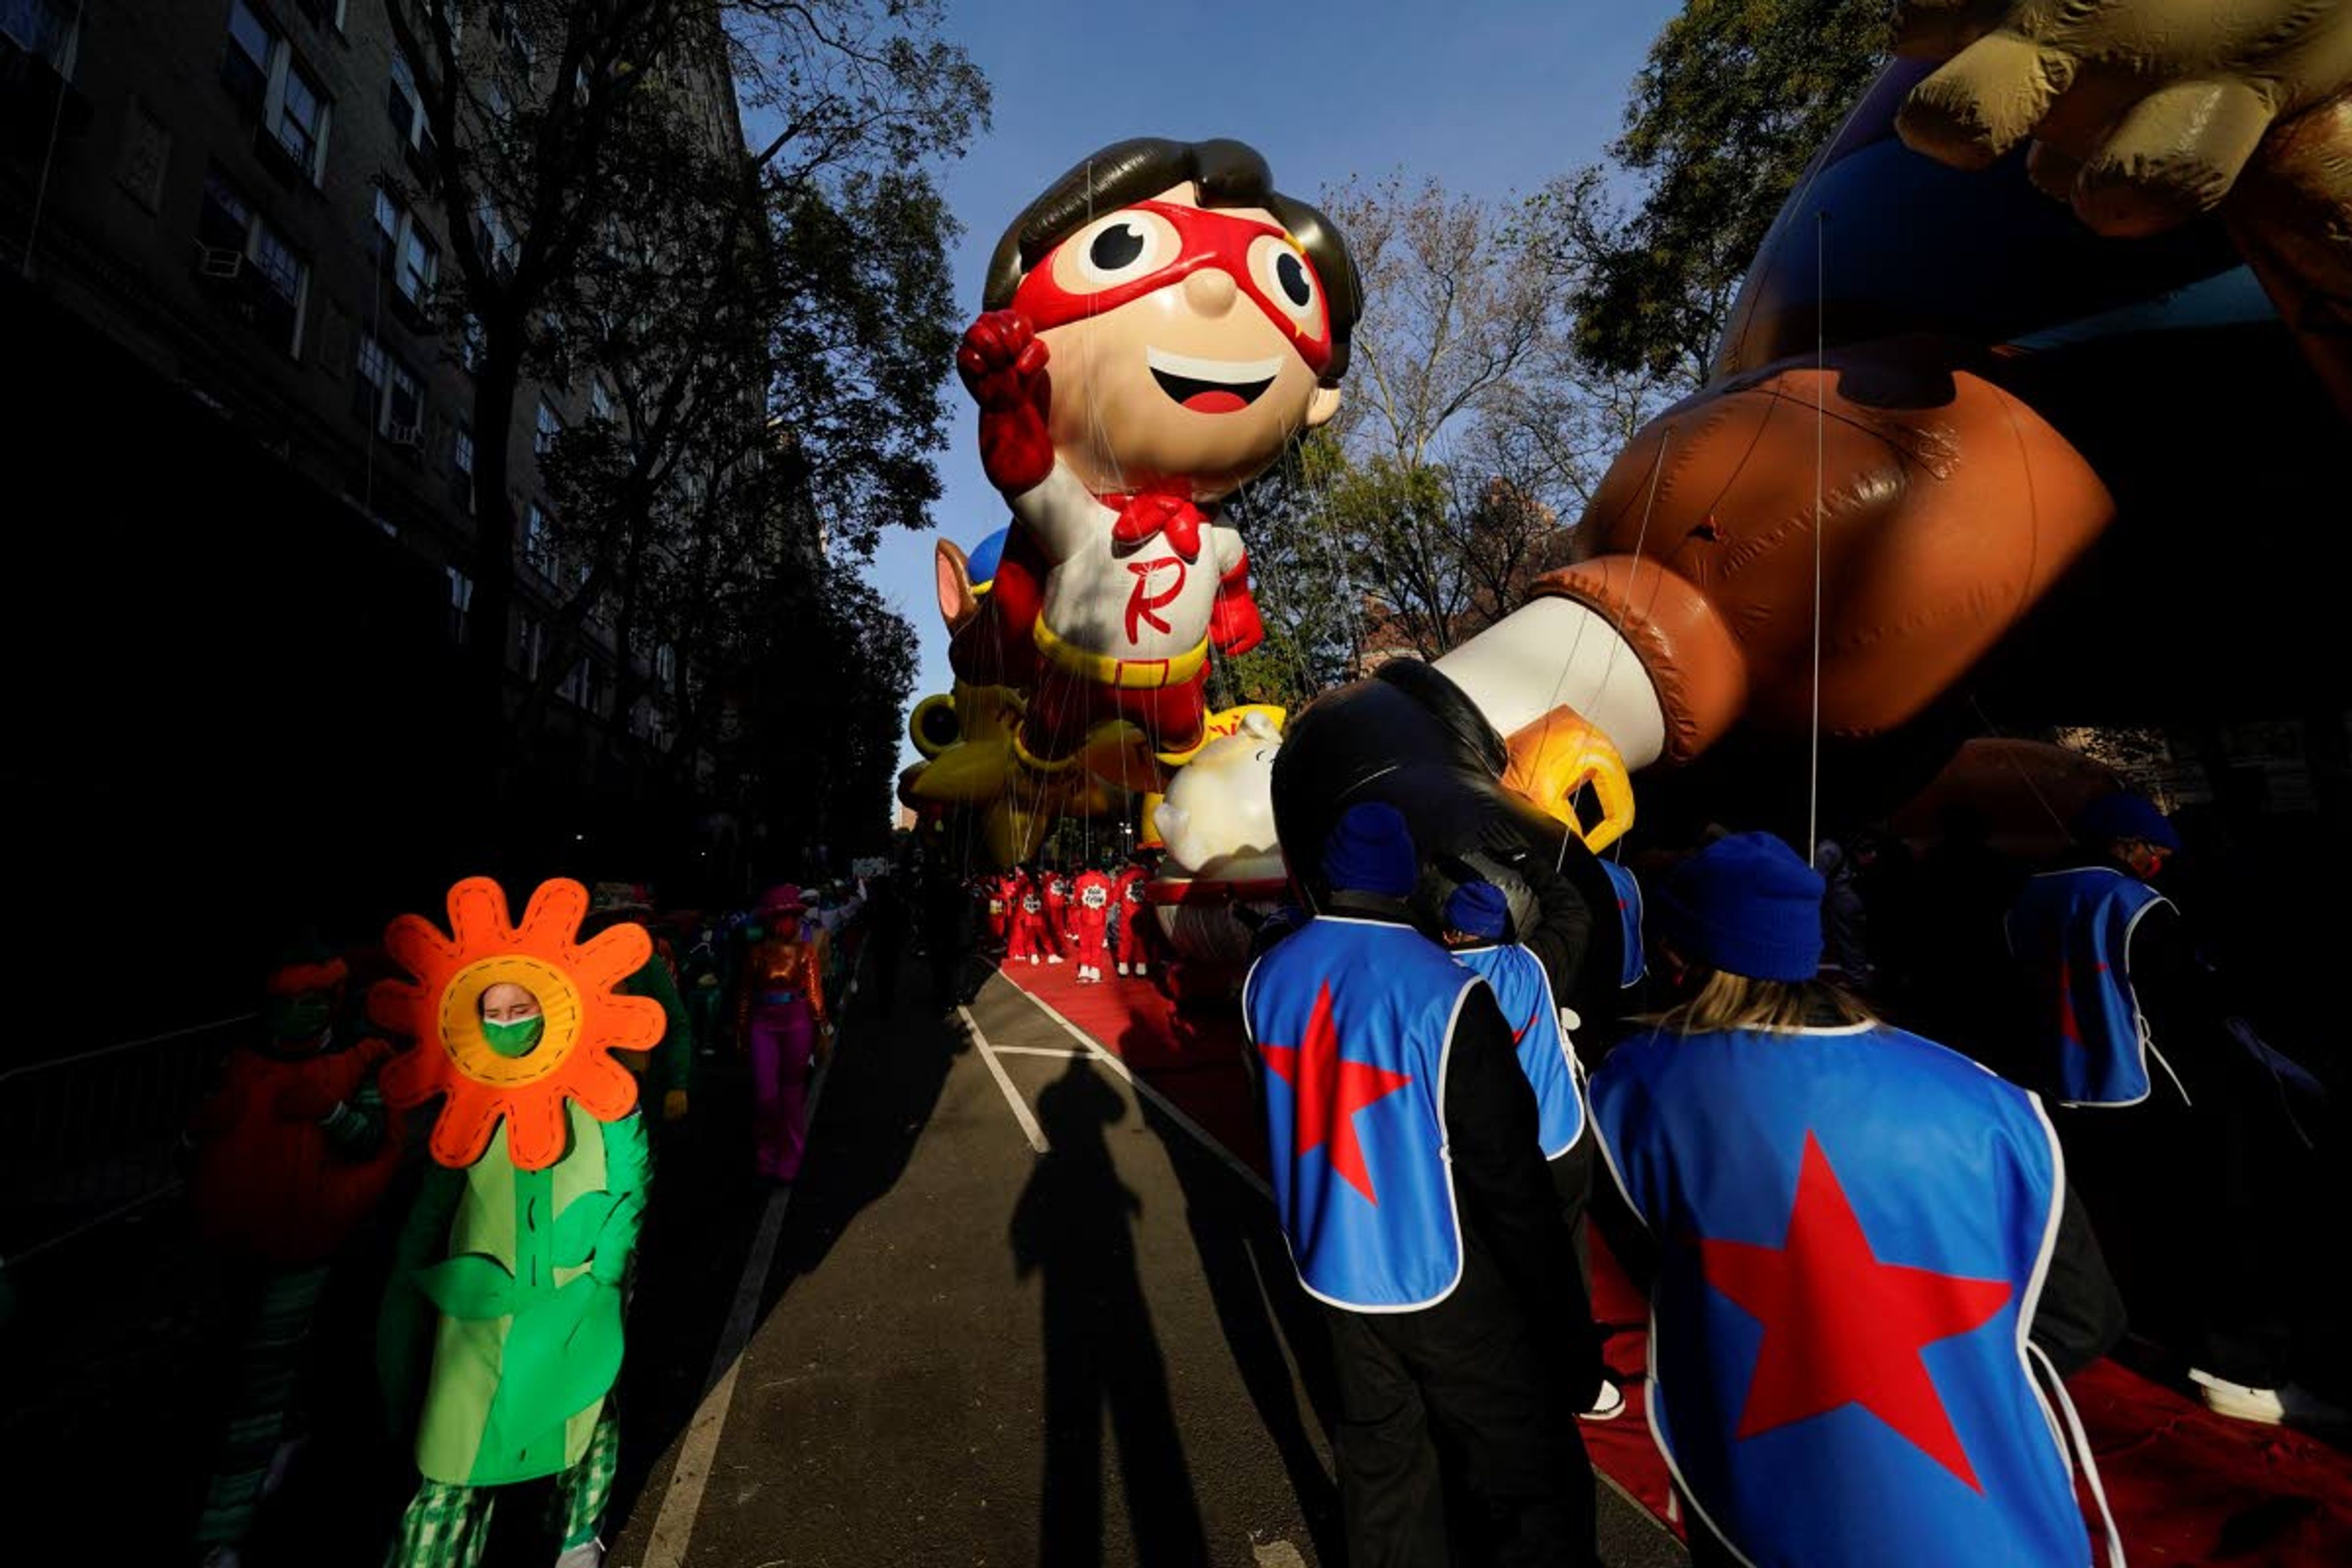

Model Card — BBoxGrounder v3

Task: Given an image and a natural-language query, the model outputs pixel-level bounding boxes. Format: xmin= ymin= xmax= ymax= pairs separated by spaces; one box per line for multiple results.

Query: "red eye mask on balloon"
xmin=1012 ymin=201 xmax=1333 ymax=377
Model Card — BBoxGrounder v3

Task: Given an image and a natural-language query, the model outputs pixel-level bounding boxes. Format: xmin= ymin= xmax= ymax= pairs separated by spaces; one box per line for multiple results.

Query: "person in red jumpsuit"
xmin=1039 ymin=862 xmax=1072 ymax=965
xmin=1111 ymin=854 xmax=1162 ymax=979
xmin=984 ymin=870 xmax=1014 ymax=951
xmin=1008 ymin=869 xmax=1049 ymax=967
xmin=1069 ymin=865 xmax=1116 ymax=983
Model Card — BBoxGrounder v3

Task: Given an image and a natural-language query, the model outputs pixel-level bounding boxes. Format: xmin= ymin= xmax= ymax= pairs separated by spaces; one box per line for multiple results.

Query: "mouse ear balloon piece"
xmin=369 ymin=877 xmax=664 ymax=1171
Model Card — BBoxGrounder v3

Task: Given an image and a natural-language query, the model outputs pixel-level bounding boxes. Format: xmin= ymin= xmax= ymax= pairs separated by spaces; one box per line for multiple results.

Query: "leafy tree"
xmin=382 ymin=0 xmax=984 ymax=801
xmin=1572 ymin=0 xmax=1891 ymax=385
xmin=1217 ymin=175 xmax=1658 ymax=676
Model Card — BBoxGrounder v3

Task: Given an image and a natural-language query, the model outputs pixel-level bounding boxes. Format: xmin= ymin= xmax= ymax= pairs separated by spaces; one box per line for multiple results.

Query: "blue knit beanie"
xmin=1324 ymin=802 xmax=1419 ymax=897
xmin=2072 ymin=791 xmax=2180 ymax=852
xmin=1653 ymin=832 xmax=1825 ymax=982
xmin=1443 ymin=881 xmax=1510 ymax=941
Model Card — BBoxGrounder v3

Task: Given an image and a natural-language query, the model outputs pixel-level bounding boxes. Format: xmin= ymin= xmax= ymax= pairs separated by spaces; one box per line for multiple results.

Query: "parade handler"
xmin=1008 ymin=870 xmax=1049 ymax=967
xmin=1245 ymin=805 xmax=1597 ymax=1565
xmin=1590 ymin=834 xmax=2125 ymax=1568
xmin=1068 ymin=864 xmax=1115 ymax=983
xmin=1040 ymin=864 xmax=1073 ymax=964
xmin=941 ymin=137 xmax=1362 ymax=768
xmin=1111 ymin=853 xmax=1163 ymax=979
xmin=371 ymin=879 xmax=666 ymax=1568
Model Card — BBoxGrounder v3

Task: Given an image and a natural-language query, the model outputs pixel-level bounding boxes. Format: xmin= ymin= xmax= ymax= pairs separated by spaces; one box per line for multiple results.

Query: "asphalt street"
xmin=605 ymin=955 xmax=1689 ymax=1567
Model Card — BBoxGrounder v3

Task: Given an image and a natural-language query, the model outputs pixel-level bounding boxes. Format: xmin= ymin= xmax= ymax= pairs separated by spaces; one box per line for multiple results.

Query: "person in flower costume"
xmin=371 ymin=878 xmax=666 ymax=1568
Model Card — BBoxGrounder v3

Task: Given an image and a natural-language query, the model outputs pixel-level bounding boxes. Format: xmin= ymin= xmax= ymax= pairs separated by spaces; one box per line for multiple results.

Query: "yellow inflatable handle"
xmin=1501 ymin=706 xmax=1635 ymax=855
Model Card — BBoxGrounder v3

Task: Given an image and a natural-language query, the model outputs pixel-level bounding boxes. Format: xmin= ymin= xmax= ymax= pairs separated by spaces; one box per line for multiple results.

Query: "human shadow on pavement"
xmin=600 ymin=953 xmax=972 ymax=1548
xmin=1012 ymin=1057 xmax=1208 ymax=1568
xmin=1121 ymin=996 xmax=1348 ymax=1565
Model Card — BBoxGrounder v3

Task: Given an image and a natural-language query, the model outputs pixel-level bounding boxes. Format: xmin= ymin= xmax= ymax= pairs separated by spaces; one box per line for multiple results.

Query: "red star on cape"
xmin=1259 ymin=982 xmax=1414 ymax=1205
xmin=1701 ymin=1131 xmax=2015 ymax=1492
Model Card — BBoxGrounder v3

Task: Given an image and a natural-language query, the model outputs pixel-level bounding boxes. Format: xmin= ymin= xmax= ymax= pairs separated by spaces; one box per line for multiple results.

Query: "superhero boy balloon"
xmin=938 ymin=138 xmax=1362 ymax=772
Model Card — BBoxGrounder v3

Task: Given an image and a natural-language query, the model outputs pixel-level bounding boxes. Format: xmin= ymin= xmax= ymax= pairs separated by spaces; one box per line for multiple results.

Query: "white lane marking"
xmin=986 ymin=1044 xmax=1090 ymax=1059
xmin=960 ymin=1005 xmax=1050 ymax=1153
xmin=639 ymin=956 xmax=856 ymax=1568
xmin=1009 ymin=983 xmax=1272 ymax=1201
xmin=641 ymin=1186 xmax=788 ymax=1567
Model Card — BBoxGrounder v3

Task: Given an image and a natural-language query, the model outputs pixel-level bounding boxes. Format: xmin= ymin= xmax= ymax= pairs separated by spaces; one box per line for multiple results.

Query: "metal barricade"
xmin=0 ymin=1014 xmax=255 ymax=1262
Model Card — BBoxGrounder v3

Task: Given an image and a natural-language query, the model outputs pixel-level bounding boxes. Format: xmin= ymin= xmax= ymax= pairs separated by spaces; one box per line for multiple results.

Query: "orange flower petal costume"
xmin=370 ymin=878 xmax=666 ymax=1170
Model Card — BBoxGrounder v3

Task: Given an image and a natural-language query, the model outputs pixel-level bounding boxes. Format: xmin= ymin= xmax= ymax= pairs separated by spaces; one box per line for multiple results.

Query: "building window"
xmin=518 ymin=614 xmax=546 ymax=680
xmin=271 ymin=59 xmax=330 ymax=179
xmin=353 ymin=332 xmax=424 ymax=443
xmin=386 ymin=360 xmax=423 ymax=442
xmin=589 ymin=380 xmax=612 ymax=424
xmin=197 ymin=169 xmax=253 ymax=258
xmin=247 ymin=218 xmax=307 ymax=349
xmin=221 ymin=0 xmax=273 ymax=114
xmin=194 ymin=167 xmax=308 ymax=356
xmin=557 ymin=657 xmax=587 ymax=707
xmin=404 ymin=218 xmax=441 ymax=303
xmin=1 ymin=0 xmax=79 ymax=75
xmin=524 ymin=502 xmax=550 ymax=570
xmin=460 ymin=313 xmax=483 ymax=374
xmin=535 ymin=398 xmax=562 ymax=457
xmin=223 ymin=1 xmax=332 ymax=185
xmin=447 ymin=565 xmax=472 ymax=640
xmin=451 ymin=419 xmax=475 ymax=511
xmin=372 ymin=187 xmax=439 ymax=306
xmin=355 ymin=331 xmax=385 ymax=396
xmin=388 ymin=51 xmax=428 ymax=149
xmin=655 ymin=641 xmax=677 ymax=693
xmin=472 ymin=201 xmax=517 ymax=279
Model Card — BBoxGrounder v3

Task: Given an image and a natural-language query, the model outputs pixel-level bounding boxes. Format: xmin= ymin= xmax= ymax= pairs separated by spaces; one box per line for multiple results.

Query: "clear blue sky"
xmin=848 ymin=0 xmax=1685 ymax=776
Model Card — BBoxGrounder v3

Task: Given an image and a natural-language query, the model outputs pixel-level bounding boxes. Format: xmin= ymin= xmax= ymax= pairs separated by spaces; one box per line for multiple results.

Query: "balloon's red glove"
xmin=1209 ymin=558 xmax=1265 ymax=656
xmin=957 ymin=311 xmax=1055 ymax=494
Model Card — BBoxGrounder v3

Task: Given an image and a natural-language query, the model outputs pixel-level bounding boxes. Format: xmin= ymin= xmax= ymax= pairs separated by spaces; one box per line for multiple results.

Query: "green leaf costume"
xmin=385 ymin=1102 xmax=648 ymax=1486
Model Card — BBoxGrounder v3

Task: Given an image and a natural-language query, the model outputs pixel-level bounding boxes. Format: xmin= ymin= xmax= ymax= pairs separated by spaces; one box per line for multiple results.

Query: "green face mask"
xmin=481 ymin=1016 xmax=546 ymax=1058
xmin=744 ymin=924 xmax=767 ymax=944
xmin=265 ymin=994 xmax=334 ymax=1043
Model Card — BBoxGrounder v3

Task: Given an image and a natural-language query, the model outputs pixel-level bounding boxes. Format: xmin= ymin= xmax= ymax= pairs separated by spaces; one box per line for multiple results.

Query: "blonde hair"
xmin=1646 ymin=968 xmax=1875 ymax=1036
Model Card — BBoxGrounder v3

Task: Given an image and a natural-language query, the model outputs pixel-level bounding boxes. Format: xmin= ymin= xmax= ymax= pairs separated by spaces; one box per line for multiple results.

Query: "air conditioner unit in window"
xmin=195 ymin=244 xmax=244 ymax=279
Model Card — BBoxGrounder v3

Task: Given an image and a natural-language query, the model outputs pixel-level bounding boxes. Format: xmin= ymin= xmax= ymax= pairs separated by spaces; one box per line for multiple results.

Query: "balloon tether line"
xmin=1807 ymin=208 xmax=1828 ymax=865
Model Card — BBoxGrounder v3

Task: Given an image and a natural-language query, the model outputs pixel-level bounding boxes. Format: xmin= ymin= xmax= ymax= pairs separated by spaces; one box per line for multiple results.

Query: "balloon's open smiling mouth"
xmin=1147 ymin=348 xmax=1281 ymax=413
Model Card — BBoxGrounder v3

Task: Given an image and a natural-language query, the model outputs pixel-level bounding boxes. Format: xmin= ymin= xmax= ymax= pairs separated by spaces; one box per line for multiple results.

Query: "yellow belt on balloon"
xmin=1033 ymin=618 xmax=1208 ymax=690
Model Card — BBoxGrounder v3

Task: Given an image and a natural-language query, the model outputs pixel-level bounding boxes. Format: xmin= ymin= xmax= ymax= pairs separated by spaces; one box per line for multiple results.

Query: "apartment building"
xmin=0 ymin=0 xmax=752 ymax=736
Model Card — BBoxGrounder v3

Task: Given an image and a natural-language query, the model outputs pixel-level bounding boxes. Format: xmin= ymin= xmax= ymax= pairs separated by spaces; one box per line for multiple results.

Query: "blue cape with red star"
xmin=2007 ymin=867 xmax=2176 ymax=1108
xmin=1243 ymin=916 xmax=1478 ymax=1311
xmin=1451 ymin=941 xmax=1586 ymax=1160
xmin=1603 ymin=859 xmax=1646 ymax=989
xmin=1590 ymin=1022 xmax=2095 ymax=1568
